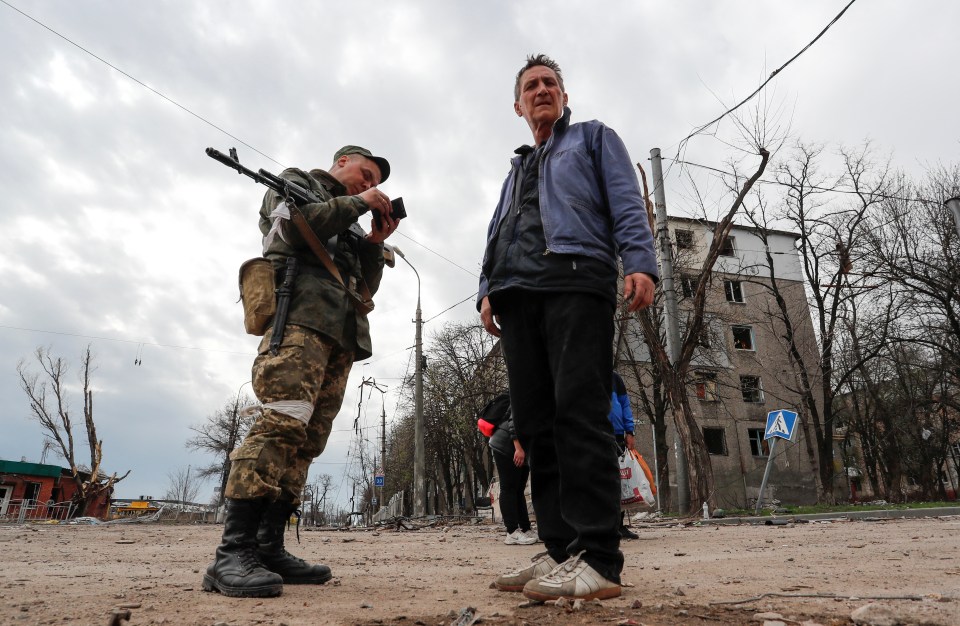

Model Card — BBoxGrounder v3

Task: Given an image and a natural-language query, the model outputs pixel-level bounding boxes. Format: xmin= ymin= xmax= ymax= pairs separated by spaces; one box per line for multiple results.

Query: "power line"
xmin=674 ymin=0 xmax=859 ymax=152
xmin=2 ymin=1 xmax=483 ymax=285
xmin=0 ymin=324 xmax=252 ymax=356
xmin=667 ymin=156 xmax=932 ymax=204
xmin=394 ymin=231 xmax=479 ymax=278
xmin=0 ymin=0 xmax=285 ymax=168
xmin=424 ymin=291 xmax=478 ymax=324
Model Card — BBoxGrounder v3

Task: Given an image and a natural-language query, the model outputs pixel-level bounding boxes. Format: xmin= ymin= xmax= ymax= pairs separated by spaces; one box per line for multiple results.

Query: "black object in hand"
xmin=374 ymin=197 xmax=407 ymax=231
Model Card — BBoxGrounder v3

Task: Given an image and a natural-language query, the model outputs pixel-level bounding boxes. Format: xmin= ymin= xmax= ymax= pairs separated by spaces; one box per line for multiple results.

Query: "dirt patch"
xmin=1 ymin=516 xmax=958 ymax=625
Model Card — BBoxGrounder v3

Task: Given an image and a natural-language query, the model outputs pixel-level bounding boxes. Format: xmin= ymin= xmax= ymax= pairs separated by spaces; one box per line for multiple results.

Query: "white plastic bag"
xmin=620 ymin=449 xmax=654 ymax=505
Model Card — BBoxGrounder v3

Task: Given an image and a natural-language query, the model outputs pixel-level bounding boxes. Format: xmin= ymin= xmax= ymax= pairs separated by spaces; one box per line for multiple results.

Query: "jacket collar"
xmin=512 ymin=106 xmax=573 ymax=162
xmin=307 ymin=168 xmax=347 ymax=196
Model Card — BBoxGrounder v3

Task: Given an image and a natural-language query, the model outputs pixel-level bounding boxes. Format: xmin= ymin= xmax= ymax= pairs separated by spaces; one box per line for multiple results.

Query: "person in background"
xmin=489 ymin=406 xmax=538 ymax=546
xmin=609 ymin=370 xmax=639 ymax=540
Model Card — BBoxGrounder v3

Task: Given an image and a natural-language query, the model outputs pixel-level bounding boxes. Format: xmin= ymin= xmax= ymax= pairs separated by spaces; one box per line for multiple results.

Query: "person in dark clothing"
xmin=490 ymin=413 xmax=538 ymax=545
xmin=608 ymin=371 xmax=639 ymax=540
xmin=480 ymin=54 xmax=658 ymax=602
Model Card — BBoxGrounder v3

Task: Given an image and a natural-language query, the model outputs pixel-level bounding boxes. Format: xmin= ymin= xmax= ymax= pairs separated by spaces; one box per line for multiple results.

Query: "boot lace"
xmin=236 ymin=546 xmax=265 ymax=573
xmin=542 ymin=550 xmax=586 ymax=582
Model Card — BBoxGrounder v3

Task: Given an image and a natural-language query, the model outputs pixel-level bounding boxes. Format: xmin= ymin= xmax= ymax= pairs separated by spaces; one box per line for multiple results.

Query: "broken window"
xmin=718 ymin=236 xmax=736 ymax=257
xmin=679 ymin=274 xmax=698 ymax=298
xmin=694 ymin=372 xmax=718 ymax=401
xmin=740 ymin=375 xmax=764 ymax=403
xmin=703 ymin=427 xmax=728 ymax=455
xmin=731 ymin=325 xmax=755 ymax=351
xmin=675 ymin=229 xmax=694 ymax=250
xmin=748 ymin=428 xmax=769 ymax=457
xmin=724 ymin=280 xmax=744 ymax=303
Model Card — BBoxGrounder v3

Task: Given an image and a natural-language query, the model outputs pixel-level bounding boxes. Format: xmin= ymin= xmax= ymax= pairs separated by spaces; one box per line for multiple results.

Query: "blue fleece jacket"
xmin=608 ymin=372 xmax=634 ymax=436
xmin=478 ymin=107 xmax=659 ymax=305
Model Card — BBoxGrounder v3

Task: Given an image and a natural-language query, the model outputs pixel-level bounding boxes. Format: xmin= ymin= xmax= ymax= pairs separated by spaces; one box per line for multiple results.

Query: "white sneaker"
xmin=515 ymin=529 xmax=539 ymax=545
xmin=504 ymin=529 xmax=523 ymax=545
xmin=522 ymin=551 xmax=621 ymax=601
xmin=494 ymin=551 xmax=560 ymax=592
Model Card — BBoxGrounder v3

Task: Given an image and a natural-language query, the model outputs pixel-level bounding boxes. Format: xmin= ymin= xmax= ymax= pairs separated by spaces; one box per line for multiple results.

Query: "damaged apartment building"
xmin=617 ymin=217 xmax=823 ymax=510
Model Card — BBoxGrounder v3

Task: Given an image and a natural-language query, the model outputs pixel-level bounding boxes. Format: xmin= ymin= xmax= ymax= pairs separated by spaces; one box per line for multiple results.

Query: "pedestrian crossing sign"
xmin=764 ymin=409 xmax=799 ymax=441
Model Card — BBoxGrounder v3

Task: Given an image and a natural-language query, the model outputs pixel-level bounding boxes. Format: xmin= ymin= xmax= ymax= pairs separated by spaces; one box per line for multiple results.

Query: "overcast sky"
xmin=1 ymin=1 xmax=957 ymax=510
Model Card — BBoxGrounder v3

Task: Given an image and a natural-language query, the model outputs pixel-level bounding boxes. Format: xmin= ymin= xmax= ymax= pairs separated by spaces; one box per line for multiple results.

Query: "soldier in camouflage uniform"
xmin=203 ymin=146 xmax=399 ymax=598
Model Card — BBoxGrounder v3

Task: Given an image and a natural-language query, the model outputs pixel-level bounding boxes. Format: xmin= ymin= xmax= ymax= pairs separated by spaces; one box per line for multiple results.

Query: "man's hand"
xmin=625 ymin=433 xmax=636 ymax=451
xmin=359 ymin=188 xmax=398 ymax=244
xmin=480 ymin=296 xmax=501 ymax=337
xmin=513 ymin=447 xmax=525 ymax=467
xmin=623 ymin=272 xmax=655 ymax=312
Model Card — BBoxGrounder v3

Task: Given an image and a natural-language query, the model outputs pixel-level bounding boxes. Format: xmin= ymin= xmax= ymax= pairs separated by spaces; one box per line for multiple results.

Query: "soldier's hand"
xmin=360 ymin=188 xmax=397 ymax=244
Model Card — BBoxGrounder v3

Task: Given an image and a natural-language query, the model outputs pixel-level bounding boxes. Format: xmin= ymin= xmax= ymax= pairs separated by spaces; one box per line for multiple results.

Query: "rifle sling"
xmin=287 ymin=202 xmax=374 ymax=315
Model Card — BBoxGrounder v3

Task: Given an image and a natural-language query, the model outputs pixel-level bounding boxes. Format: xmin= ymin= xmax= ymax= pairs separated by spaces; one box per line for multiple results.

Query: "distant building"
xmin=618 ymin=217 xmax=824 ymax=509
xmin=0 ymin=458 xmax=111 ymax=521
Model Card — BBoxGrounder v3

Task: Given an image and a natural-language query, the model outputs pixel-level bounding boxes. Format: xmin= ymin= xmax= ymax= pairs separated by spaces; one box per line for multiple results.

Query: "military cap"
xmin=333 ymin=145 xmax=390 ymax=183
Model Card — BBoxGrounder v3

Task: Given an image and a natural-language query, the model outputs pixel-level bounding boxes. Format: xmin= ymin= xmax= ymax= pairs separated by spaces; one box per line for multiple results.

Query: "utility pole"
xmin=393 ymin=246 xmax=425 ymax=517
xmin=183 ymin=465 xmax=191 ymax=508
xmin=650 ymin=148 xmax=690 ymax=515
xmin=414 ymin=293 xmax=424 ymax=516
xmin=381 ymin=398 xmax=387 ymax=477
xmin=360 ymin=375 xmax=388 ymax=515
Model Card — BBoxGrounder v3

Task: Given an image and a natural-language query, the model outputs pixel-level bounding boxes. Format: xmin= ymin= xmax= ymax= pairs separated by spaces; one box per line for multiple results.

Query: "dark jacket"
xmin=489 ymin=415 xmax=518 ymax=458
xmin=478 ymin=107 xmax=659 ymax=305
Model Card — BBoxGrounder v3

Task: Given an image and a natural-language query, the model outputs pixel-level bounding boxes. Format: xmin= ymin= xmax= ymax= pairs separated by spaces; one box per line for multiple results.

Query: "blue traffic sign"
xmin=374 ymin=475 xmax=385 ymax=487
xmin=764 ymin=409 xmax=799 ymax=441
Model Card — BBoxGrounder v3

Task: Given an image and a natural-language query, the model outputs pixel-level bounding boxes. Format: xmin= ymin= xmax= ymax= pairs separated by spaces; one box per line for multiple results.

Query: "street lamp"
xmin=946 ymin=197 xmax=960 ymax=239
xmin=391 ymin=246 xmax=425 ymax=517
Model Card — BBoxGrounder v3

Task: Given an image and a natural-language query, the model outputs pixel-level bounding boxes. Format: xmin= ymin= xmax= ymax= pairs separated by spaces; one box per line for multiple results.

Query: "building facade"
xmin=0 ymin=458 xmax=111 ymax=521
xmin=618 ymin=217 xmax=823 ymax=510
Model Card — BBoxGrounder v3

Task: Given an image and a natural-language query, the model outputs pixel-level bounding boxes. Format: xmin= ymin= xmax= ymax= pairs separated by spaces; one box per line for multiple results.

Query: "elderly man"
xmin=203 ymin=146 xmax=399 ymax=598
xmin=479 ymin=55 xmax=658 ymax=601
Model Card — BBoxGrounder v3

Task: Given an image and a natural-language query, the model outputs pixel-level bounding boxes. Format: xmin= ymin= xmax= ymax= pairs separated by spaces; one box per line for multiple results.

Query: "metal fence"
xmin=0 ymin=499 xmax=76 ymax=524
xmin=372 ymin=491 xmax=404 ymax=523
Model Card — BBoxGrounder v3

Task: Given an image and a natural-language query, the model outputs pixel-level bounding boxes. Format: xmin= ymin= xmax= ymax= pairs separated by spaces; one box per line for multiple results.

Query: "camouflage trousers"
xmin=225 ymin=324 xmax=354 ymax=504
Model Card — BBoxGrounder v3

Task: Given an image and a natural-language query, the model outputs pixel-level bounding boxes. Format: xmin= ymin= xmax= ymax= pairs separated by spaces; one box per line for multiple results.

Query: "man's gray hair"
xmin=513 ymin=53 xmax=565 ymax=101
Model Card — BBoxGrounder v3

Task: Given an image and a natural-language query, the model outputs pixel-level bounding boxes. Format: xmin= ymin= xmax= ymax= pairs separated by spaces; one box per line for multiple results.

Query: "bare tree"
xmin=164 ymin=465 xmax=205 ymax=506
xmin=186 ymin=392 xmax=259 ymax=512
xmin=635 ymin=145 xmax=770 ymax=513
xmin=383 ymin=321 xmax=506 ymax=515
xmin=17 ymin=345 xmax=129 ymax=516
xmin=864 ymin=164 xmax=960 ymax=371
xmin=746 ymin=142 xmax=897 ymax=503
xmin=423 ymin=321 xmax=506 ymax=513
xmin=840 ymin=163 xmax=960 ymax=501
xmin=305 ymin=472 xmax=333 ymax=525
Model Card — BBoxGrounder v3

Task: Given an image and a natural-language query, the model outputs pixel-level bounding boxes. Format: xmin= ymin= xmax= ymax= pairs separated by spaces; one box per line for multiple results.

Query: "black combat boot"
xmin=257 ymin=499 xmax=332 ymax=584
xmin=202 ymin=498 xmax=283 ymax=598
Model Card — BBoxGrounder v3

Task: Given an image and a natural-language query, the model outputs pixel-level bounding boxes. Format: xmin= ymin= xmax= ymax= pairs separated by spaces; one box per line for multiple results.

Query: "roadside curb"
xmin=696 ymin=506 xmax=960 ymax=526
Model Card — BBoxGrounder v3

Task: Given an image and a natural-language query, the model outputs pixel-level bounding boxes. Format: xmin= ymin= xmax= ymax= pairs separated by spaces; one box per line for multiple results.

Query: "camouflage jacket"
xmin=258 ymin=167 xmax=384 ymax=361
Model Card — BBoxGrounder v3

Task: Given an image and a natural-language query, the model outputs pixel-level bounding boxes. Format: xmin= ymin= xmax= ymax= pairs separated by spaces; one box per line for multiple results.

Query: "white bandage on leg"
xmin=262 ymin=400 xmax=314 ymax=425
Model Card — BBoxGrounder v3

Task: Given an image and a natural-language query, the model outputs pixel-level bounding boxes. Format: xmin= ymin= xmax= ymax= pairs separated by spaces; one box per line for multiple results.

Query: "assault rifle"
xmin=206 ymin=147 xmax=405 ymax=238
xmin=209 ymin=146 xmax=400 ymax=351
xmin=205 ymin=146 xmax=373 ymax=241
